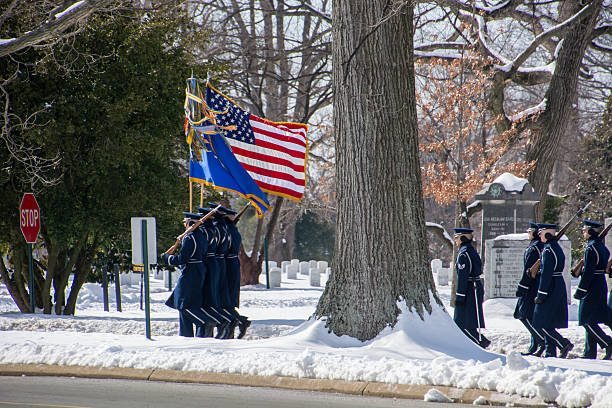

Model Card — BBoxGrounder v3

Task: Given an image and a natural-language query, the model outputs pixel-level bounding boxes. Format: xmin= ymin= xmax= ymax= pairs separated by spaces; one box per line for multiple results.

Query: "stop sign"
xmin=20 ymin=193 xmax=40 ymax=243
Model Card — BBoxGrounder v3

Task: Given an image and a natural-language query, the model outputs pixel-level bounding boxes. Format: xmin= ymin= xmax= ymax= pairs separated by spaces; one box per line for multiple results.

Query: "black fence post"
xmin=113 ymin=263 xmax=122 ymax=312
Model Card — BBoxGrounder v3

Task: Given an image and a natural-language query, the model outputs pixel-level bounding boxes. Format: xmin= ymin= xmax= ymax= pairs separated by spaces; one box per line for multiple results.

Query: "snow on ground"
xmin=1 ymin=269 xmax=612 ymax=407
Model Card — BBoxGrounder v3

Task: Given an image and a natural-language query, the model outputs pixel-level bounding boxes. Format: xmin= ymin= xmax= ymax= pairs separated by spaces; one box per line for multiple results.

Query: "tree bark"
xmin=239 ymin=196 xmax=285 ymax=284
xmin=315 ymin=0 xmax=437 ymax=341
xmin=526 ymin=0 xmax=603 ymax=220
xmin=0 ymin=255 xmax=28 ymax=312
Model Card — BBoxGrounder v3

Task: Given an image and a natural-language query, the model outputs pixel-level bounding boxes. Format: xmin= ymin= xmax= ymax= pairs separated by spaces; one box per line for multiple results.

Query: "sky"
xmin=1 ymin=265 xmax=612 ymax=408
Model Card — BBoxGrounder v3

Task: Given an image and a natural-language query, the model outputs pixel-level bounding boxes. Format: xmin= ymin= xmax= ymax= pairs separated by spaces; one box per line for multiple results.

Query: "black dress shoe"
xmin=532 ymin=343 xmax=546 ymax=357
xmin=479 ymin=337 xmax=491 ymax=349
xmin=521 ymin=344 xmax=539 ymax=356
xmin=559 ymin=342 xmax=574 ymax=359
xmin=222 ymin=320 xmax=239 ymax=339
xmin=202 ymin=321 xmax=216 ymax=338
xmin=215 ymin=323 xmax=229 ymax=339
xmin=237 ymin=319 xmax=251 ymax=339
xmin=604 ymin=345 xmax=612 ymax=360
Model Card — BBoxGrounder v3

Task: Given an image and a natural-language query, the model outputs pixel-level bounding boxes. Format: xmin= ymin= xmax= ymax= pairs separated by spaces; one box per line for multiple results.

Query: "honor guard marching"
xmin=194 ymin=207 xmax=233 ymax=338
xmin=162 ymin=213 xmax=218 ymax=337
xmin=573 ymin=220 xmax=612 ymax=359
xmin=209 ymin=203 xmax=251 ymax=339
xmin=532 ymin=223 xmax=573 ymax=358
xmin=514 ymin=222 xmax=546 ymax=356
xmin=453 ymin=228 xmax=490 ymax=349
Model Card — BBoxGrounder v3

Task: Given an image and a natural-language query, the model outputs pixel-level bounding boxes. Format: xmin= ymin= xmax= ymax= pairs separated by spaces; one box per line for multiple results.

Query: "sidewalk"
xmin=0 ymin=363 xmax=547 ymax=406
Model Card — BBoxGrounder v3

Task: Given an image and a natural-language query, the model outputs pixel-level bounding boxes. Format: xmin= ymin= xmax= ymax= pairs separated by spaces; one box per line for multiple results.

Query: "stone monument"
xmin=474 ymin=173 xmax=540 ymax=265
xmin=484 ymin=234 xmax=572 ymax=303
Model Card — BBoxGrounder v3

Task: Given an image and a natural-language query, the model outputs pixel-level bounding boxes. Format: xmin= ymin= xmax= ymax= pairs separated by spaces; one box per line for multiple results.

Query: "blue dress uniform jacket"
xmin=201 ymin=220 xmax=221 ymax=308
xmin=163 ymin=230 xmax=207 ymax=310
xmin=225 ymin=218 xmax=243 ymax=307
xmin=514 ymin=239 xmax=545 ymax=320
xmin=453 ymin=243 xmax=485 ymax=329
xmin=215 ymin=219 xmax=233 ymax=308
xmin=533 ymin=240 xmax=568 ymax=329
xmin=576 ymin=237 xmax=610 ymax=325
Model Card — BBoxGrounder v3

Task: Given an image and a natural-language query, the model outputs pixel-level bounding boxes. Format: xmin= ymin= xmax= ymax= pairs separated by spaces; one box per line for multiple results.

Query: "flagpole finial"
xmin=206 ymin=70 xmax=210 ymax=85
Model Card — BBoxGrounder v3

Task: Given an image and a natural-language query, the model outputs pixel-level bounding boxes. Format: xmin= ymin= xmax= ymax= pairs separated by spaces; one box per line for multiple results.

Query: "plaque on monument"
xmin=484 ymin=234 xmax=572 ymax=304
xmin=474 ymin=173 xmax=540 ymax=265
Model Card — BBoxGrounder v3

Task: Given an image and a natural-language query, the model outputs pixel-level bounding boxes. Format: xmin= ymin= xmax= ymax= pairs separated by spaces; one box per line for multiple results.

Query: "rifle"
xmin=163 ymin=204 xmax=223 ymax=256
xmin=571 ymin=222 xmax=612 ymax=277
xmin=529 ymin=201 xmax=592 ymax=278
xmin=233 ymin=202 xmax=251 ymax=225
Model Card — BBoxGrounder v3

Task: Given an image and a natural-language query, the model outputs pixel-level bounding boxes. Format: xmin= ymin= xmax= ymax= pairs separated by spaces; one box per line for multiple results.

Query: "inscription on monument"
xmin=484 ymin=235 xmax=572 ymax=303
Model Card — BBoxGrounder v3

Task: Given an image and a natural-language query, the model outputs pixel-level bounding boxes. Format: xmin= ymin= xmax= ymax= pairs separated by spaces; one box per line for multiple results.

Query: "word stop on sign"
xmin=21 ymin=209 xmax=39 ymax=228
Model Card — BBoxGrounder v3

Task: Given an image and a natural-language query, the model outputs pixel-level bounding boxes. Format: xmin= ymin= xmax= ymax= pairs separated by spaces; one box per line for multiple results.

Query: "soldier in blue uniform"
xmin=574 ymin=220 xmax=612 ymax=359
xmin=208 ymin=203 xmax=251 ymax=339
xmin=453 ymin=228 xmax=490 ymax=349
xmin=162 ymin=213 xmax=218 ymax=337
xmin=514 ymin=222 xmax=546 ymax=356
xmin=194 ymin=207 xmax=233 ymax=338
xmin=211 ymin=203 xmax=251 ymax=339
xmin=533 ymin=223 xmax=573 ymax=358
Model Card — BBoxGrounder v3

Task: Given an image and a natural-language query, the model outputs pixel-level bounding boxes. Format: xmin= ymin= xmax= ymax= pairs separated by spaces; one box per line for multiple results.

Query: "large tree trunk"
xmin=239 ymin=196 xmax=284 ymax=284
xmin=526 ymin=0 xmax=603 ymax=220
xmin=315 ymin=0 xmax=436 ymax=341
xmin=0 ymin=255 xmax=29 ymax=312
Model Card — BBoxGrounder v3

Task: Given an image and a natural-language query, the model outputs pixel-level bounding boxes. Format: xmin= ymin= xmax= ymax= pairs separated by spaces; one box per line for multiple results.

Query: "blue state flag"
xmin=188 ymin=123 xmax=270 ymax=216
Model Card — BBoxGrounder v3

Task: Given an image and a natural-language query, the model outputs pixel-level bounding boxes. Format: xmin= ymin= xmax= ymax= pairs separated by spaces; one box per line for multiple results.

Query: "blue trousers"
xmin=179 ymin=308 xmax=214 ymax=337
xmin=583 ymin=324 xmax=612 ymax=359
xmin=462 ymin=328 xmax=488 ymax=346
xmin=520 ymin=318 xmax=546 ymax=351
xmin=541 ymin=328 xmax=570 ymax=357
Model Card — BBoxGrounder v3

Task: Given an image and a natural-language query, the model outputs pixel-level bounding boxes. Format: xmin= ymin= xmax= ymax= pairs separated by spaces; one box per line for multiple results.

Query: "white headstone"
xmin=309 ymin=260 xmax=318 ymax=270
xmin=291 ymin=259 xmax=299 ymax=265
xmin=269 ymin=267 xmax=282 ymax=287
xmin=163 ymin=270 xmax=179 ymax=289
xmin=299 ymin=261 xmax=310 ymax=275
xmin=326 ymin=267 xmax=331 ymax=275
xmin=430 ymin=259 xmax=442 ymax=274
xmin=317 ymin=261 xmax=328 ymax=270
xmin=267 ymin=261 xmax=278 ymax=270
xmin=437 ymin=267 xmax=450 ymax=286
xmin=281 ymin=261 xmax=291 ymax=274
xmin=286 ymin=264 xmax=298 ymax=279
xmin=310 ymin=268 xmax=321 ymax=287
xmin=484 ymin=234 xmax=572 ymax=303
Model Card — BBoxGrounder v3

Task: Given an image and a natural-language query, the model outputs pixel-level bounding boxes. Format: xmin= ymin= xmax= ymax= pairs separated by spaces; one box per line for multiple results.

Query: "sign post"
xmin=131 ymin=217 xmax=156 ymax=339
xmin=142 ymin=219 xmax=151 ymax=339
xmin=19 ymin=193 xmax=40 ymax=313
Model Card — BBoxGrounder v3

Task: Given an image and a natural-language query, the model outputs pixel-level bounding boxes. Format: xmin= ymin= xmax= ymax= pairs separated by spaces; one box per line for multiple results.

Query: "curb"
xmin=0 ymin=364 xmax=547 ymax=406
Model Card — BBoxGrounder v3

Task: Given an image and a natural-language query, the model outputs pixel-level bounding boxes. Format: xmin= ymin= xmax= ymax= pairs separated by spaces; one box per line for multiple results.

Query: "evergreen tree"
xmin=0 ymin=7 xmax=221 ymax=314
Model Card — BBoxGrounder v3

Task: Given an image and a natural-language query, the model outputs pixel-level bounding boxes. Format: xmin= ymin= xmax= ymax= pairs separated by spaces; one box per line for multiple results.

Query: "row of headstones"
xmin=430 ymin=259 xmax=451 ymax=286
xmin=266 ymin=259 xmax=331 ymax=288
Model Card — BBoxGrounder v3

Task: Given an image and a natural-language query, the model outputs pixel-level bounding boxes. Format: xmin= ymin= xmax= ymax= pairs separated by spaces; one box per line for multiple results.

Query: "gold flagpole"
xmin=189 ymin=181 xmax=193 ymax=212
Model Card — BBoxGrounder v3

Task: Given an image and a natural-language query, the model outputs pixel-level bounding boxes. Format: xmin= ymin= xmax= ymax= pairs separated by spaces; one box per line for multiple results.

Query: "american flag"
xmin=205 ymin=85 xmax=308 ymax=201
